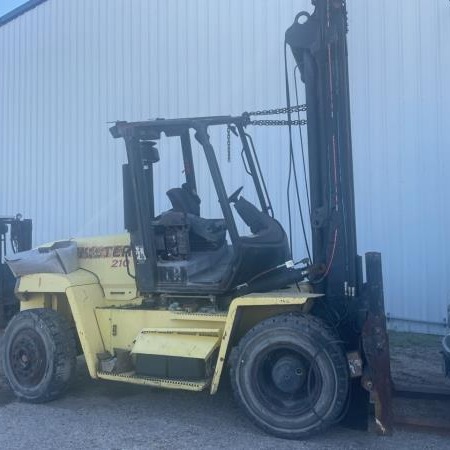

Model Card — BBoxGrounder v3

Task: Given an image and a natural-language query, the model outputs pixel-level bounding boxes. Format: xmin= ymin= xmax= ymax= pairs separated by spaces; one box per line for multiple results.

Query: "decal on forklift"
xmin=111 ymin=259 xmax=129 ymax=268
xmin=134 ymin=245 xmax=146 ymax=262
xmin=77 ymin=246 xmax=131 ymax=259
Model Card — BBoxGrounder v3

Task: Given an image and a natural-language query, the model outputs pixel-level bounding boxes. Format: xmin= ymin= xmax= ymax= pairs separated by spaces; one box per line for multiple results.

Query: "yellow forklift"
xmin=1 ymin=0 xmax=392 ymax=439
xmin=0 ymin=215 xmax=32 ymax=327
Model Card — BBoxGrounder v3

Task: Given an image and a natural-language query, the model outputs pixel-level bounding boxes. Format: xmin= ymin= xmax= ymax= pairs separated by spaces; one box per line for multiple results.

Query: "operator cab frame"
xmin=110 ymin=114 xmax=291 ymax=297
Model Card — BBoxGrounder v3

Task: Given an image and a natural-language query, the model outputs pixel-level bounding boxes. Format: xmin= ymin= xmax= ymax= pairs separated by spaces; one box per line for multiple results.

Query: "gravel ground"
xmin=1 ymin=332 xmax=450 ymax=449
xmin=390 ymin=331 xmax=450 ymax=392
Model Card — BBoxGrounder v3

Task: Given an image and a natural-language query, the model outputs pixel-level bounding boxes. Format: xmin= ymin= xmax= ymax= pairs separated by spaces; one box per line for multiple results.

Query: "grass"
xmin=389 ymin=330 xmax=443 ymax=350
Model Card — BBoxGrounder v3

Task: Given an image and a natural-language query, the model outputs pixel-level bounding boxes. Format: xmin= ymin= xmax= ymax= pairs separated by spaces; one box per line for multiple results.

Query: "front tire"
xmin=230 ymin=314 xmax=349 ymax=439
xmin=2 ymin=308 xmax=77 ymax=403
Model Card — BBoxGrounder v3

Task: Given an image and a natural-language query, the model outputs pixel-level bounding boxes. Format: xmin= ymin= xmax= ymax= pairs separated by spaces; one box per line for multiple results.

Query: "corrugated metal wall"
xmin=350 ymin=0 xmax=450 ymax=333
xmin=1 ymin=0 xmax=449 ymax=333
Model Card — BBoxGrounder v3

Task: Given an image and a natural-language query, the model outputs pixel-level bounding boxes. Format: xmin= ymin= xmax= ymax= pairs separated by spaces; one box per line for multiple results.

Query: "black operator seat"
xmin=166 ymin=183 xmax=201 ymax=216
xmin=166 ymin=184 xmax=227 ymax=250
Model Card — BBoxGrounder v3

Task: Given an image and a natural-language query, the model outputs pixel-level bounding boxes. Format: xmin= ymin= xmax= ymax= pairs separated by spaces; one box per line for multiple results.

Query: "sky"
xmin=0 ymin=0 xmax=28 ymax=17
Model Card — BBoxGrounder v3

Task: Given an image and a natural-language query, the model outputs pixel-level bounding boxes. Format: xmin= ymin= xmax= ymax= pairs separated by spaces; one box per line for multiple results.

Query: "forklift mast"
xmin=286 ymin=0 xmax=360 ymax=300
xmin=286 ymin=0 xmax=393 ymax=435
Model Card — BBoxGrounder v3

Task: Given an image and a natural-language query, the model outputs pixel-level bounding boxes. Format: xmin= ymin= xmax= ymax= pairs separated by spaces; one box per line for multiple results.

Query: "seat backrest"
xmin=167 ymin=186 xmax=201 ymax=216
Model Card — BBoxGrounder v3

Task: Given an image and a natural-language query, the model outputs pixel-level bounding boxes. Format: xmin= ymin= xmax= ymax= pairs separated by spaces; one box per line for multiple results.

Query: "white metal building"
xmin=1 ymin=0 xmax=449 ymax=333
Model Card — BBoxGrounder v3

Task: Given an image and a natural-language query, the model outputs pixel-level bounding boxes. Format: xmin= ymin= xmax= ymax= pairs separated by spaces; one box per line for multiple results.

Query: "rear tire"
xmin=230 ymin=313 xmax=349 ymax=439
xmin=2 ymin=308 xmax=77 ymax=403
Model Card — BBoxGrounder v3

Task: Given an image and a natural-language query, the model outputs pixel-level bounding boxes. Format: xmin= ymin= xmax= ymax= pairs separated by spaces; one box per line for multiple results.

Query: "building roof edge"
xmin=0 ymin=0 xmax=48 ymax=27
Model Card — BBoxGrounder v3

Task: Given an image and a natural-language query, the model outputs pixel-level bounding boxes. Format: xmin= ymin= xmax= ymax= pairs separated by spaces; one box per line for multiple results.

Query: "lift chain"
xmin=249 ymin=118 xmax=307 ymax=126
xmin=226 ymin=105 xmax=308 ymax=161
xmin=247 ymin=104 xmax=307 ymax=126
xmin=248 ymin=104 xmax=307 ymax=116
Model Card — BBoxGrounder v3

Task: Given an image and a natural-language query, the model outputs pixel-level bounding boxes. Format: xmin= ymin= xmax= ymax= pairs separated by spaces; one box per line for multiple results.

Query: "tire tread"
xmin=229 ymin=313 xmax=349 ymax=439
xmin=2 ymin=308 xmax=77 ymax=403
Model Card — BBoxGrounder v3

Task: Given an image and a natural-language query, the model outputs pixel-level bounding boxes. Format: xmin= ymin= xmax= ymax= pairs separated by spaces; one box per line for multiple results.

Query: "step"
xmin=97 ymin=371 xmax=209 ymax=391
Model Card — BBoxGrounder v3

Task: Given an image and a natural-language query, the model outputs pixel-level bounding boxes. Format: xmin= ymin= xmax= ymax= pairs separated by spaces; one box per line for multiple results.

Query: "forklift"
xmin=0 ymin=215 xmax=32 ymax=328
xmin=1 ymin=0 xmax=392 ymax=439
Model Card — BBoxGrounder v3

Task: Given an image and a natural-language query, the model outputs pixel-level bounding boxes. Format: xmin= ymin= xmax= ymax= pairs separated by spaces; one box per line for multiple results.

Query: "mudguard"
xmin=16 ymin=269 xmax=106 ymax=378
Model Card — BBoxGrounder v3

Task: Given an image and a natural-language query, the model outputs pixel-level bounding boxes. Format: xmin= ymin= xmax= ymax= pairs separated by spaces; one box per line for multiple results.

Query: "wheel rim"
xmin=9 ymin=329 xmax=47 ymax=388
xmin=252 ymin=345 xmax=323 ymax=416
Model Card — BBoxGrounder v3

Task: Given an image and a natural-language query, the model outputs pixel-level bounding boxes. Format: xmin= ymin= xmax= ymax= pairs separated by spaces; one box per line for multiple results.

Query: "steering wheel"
xmin=228 ymin=186 xmax=243 ymax=203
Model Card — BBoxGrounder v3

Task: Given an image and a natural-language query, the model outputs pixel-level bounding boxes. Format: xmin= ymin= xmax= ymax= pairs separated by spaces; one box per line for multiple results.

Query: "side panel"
xmin=95 ymin=309 xmax=227 ymax=355
xmin=65 ymin=284 xmax=106 ymax=378
xmin=16 ymin=270 xmax=99 ymax=295
xmin=75 ymin=234 xmax=138 ymax=301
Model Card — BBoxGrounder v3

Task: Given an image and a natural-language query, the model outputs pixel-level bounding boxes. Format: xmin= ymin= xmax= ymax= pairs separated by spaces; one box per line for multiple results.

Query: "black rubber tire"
xmin=0 ymin=305 xmax=5 ymax=329
xmin=1 ymin=308 xmax=77 ymax=403
xmin=229 ymin=313 xmax=349 ymax=439
xmin=1 ymin=303 xmax=19 ymax=328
